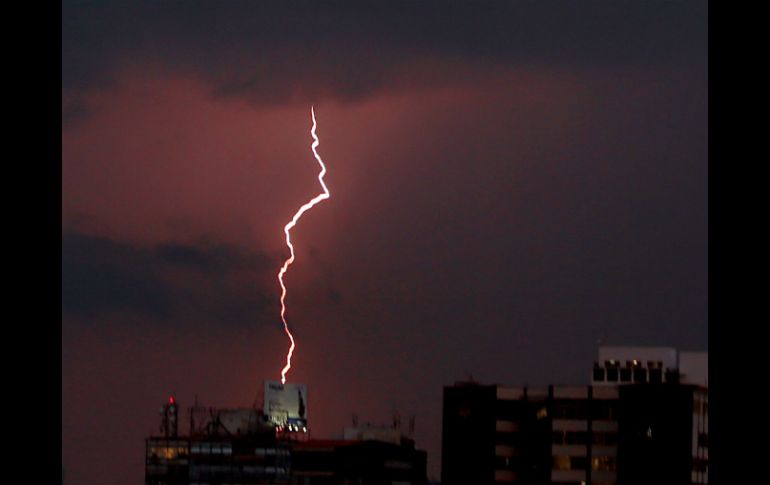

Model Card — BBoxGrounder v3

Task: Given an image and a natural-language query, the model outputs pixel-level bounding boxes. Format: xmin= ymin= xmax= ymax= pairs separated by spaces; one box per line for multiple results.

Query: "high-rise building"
xmin=145 ymin=382 xmax=428 ymax=485
xmin=441 ymin=346 xmax=708 ymax=485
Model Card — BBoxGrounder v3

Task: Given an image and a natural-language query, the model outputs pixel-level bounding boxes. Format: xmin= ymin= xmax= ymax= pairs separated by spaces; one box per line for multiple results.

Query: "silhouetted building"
xmin=145 ymin=385 xmax=428 ymax=485
xmin=146 ymin=405 xmax=291 ymax=485
xmin=441 ymin=346 xmax=708 ymax=485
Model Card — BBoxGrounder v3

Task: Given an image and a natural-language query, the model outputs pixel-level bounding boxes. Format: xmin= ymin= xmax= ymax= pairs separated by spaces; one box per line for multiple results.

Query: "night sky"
xmin=61 ymin=1 xmax=707 ymax=483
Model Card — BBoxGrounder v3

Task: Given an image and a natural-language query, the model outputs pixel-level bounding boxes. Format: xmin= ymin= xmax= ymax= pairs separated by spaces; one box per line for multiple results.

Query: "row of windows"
xmin=551 ymin=402 xmax=617 ymax=420
xmin=552 ymin=456 xmax=617 ymax=471
xmin=147 ymin=445 xmax=188 ymax=461
xmin=553 ymin=455 xmax=586 ymax=471
xmin=498 ymin=402 xmax=618 ymax=421
xmin=552 ymin=431 xmax=617 ymax=446
xmin=556 ymin=482 xmax=615 ymax=485
xmin=190 ymin=443 xmax=233 ymax=455
xmin=597 ymin=360 xmax=663 ymax=369
xmin=189 ymin=465 xmax=289 ymax=479
xmin=593 ymin=367 xmax=665 ymax=383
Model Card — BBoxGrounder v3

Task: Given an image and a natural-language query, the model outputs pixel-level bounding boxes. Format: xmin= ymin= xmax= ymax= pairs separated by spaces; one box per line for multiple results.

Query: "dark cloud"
xmin=157 ymin=242 xmax=271 ymax=275
xmin=62 ymin=232 xmax=173 ymax=318
xmin=62 ymin=231 xmax=276 ymax=326
xmin=62 ymin=0 xmax=707 ymax=104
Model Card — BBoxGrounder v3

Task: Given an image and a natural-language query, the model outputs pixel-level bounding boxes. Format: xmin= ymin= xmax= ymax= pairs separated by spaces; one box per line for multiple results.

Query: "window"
xmin=565 ymin=431 xmax=589 ymax=445
xmin=606 ymin=368 xmax=618 ymax=381
xmin=553 ymin=429 xmax=590 ymax=445
xmin=553 ymin=455 xmax=571 ymax=470
xmin=498 ymin=431 xmax=524 ymax=446
xmin=633 ymin=368 xmax=647 ymax=383
xmin=592 ymin=432 xmax=617 ymax=446
xmin=593 ymin=368 xmax=606 ymax=382
xmin=591 ymin=456 xmax=616 ymax=471
xmin=620 ymin=368 xmax=631 ymax=382
xmin=692 ymin=457 xmax=708 ymax=472
xmin=665 ymin=369 xmax=680 ymax=383
xmin=649 ymin=368 xmax=662 ymax=384
xmin=553 ymin=401 xmax=588 ymax=419
xmin=698 ymin=433 xmax=708 ymax=448
xmin=495 ymin=455 xmax=520 ymax=469
xmin=570 ymin=456 xmax=588 ymax=470
xmin=591 ymin=402 xmax=616 ymax=420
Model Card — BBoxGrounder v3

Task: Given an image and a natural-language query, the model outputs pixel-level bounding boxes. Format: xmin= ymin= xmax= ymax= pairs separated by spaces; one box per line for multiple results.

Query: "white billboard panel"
xmin=264 ymin=380 xmax=308 ymax=429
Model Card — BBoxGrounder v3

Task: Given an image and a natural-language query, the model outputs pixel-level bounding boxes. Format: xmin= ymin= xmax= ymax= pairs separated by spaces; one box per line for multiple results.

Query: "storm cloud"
xmin=63 ymin=1 xmax=707 ymax=104
xmin=62 ymin=231 xmax=276 ymax=326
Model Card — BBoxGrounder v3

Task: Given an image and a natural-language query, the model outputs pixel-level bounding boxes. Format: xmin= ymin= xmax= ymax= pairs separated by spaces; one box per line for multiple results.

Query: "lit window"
xmin=553 ymin=455 xmax=571 ymax=470
xmin=591 ymin=456 xmax=616 ymax=471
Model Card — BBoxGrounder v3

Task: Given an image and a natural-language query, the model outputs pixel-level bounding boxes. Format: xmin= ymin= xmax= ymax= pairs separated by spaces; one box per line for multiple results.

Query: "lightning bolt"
xmin=278 ymin=106 xmax=330 ymax=384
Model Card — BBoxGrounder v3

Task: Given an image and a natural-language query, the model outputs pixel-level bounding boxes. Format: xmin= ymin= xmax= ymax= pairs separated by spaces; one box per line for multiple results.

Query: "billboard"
xmin=264 ymin=380 xmax=308 ymax=430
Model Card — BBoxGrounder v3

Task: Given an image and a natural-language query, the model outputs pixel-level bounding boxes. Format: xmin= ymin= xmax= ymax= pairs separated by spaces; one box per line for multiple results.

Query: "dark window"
xmin=592 ymin=432 xmax=618 ymax=446
xmin=698 ymin=433 xmax=708 ymax=448
xmin=565 ymin=431 xmax=588 ymax=445
xmin=495 ymin=455 xmax=520 ymax=469
xmin=593 ymin=367 xmax=605 ymax=381
xmin=591 ymin=402 xmax=615 ymax=420
xmin=553 ymin=431 xmax=565 ymax=445
xmin=665 ymin=369 xmax=680 ymax=383
xmin=497 ymin=432 xmax=524 ymax=446
xmin=620 ymin=368 xmax=631 ymax=382
xmin=648 ymin=368 xmax=662 ymax=384
xmin=554 ymin=401 xmax=589 ymax=419
xmin=606 ymin=368 xmax=618 ymax=381
xmin=570 ymin=456 xmax=588 ymax=470
xmin=633 ymin=368 xmax=647 ymax=383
